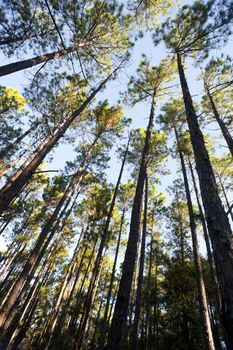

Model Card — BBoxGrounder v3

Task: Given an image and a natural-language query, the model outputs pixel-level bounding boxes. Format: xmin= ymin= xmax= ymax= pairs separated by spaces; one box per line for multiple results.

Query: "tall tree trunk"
xmin=10 ymin=262 xmax=54 ymax=350
xmin=65 ymin=238 xmax=98 ymax=340
xmin=45 ymin=239 xmax=81 ymax=349
xmin=131 ymin=173 xmax=148 ymax=350
xmin=177 ymin=52 xmax=233 ymax=348
xmin=74 ymin=137 xmax=130 ymax=349
xmin=205 ymin=84 xmax=233 ymax=158
xmin=0 ymin=172 xmax=82 ymax=335
xmin=0 ymin=135 xmax=98 ymax=331
xmin=0 ymin=122 xmax=39 ymax=160
xmin=0 ymin=44 xmax=85 ymax=77
xmin=75 ymin=255 xmax=105 ymax=350
xmin=188 ymin=157 xmax=222 ymax=315
xmin=145 ymin=222 xmax=154 ymax=350
xmin=217 ymin=174 xmax=233 ymax=223
xmin=7 ymin=257 xmax=54 ymax=350
xmin=97 ymin=209 xmax=125 ymax=350
xmin=108 ymin=91 xmax=156 ymax=350
xmin=0 ymin=71 xmax=115 ymax=215
xmin=174 ymin=124 xmax=215 ymax=350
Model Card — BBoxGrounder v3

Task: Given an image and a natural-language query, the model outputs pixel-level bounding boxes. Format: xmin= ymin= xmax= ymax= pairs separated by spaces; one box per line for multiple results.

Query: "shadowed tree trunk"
xmin=145 ymin=215 xmax=154 ymax=350
xmin=177 ymin=52 xmax=233 ymax=348
xmin=188 ymin=157 xmax=222 ymax=314
xmin=131 ymin=173 xmax=148 ymax=350
xmin=97 ymin=209 xmax=125 ymax=350
xmin=108 ymin=90 xmax=156 ymax=350
xmin=174 ymin=123 xmax=215 ymax=350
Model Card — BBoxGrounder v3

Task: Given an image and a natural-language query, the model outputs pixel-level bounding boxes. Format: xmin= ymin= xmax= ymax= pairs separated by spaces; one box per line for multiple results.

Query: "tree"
xmin=155 ymin=2 xmax=233 ymax=345
xmin=201 ymin=56 xmax=233 ymax=157
xmin=108 ymin=57 xmax=174 ymax=349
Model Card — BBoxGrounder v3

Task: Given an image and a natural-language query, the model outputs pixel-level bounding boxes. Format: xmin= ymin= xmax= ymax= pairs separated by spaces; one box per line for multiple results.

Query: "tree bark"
xmin=177 ymin=51 xmax=233 ymax=349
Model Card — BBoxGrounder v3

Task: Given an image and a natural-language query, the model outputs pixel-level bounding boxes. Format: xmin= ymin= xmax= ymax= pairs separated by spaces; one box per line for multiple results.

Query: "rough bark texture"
xmin=177 ymin=52 xmax=233 ymax=349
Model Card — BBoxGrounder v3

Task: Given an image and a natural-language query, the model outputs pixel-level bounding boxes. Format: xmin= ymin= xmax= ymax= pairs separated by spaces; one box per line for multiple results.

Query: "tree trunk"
xmin=74 ymin=137 xmax=130 ymax=349
xmin=65 ymin=238 xmax=98 ymax=340
xmin=174 ymin=124 xmax=215 ymax=350
xmin=177 ymin=52 xmax=233 ymax=348
xmin=0 ymin=122 xmax=39 ymax=160
xmin=10 ymin=262 xmax=54 ymax=350
xmin=188 ymin=157 xmax=222 ymax=316
xmin=131 ymin=173 xmax=148 ymax=350
xmin=0 ymin=171 xmax=82 ymax=335
xmin=0 ymin=44 xmax=84 ymax=77
xmin=217 ymin=174 xmax=233 ymax=223
xmin=145 ymin=223 xmax=154 ymax=350
xmin=0 ymin=71 xmax=114 ymax=215
xmin=97 ymin=209 xmax=125 ymax=350
xmin=45 ymin=239 xmax=81 ymax=350
xmin=205 ymin=84 xmax=233 ymax=158
xmin=108 ymin=91 xmax=156 ymax=350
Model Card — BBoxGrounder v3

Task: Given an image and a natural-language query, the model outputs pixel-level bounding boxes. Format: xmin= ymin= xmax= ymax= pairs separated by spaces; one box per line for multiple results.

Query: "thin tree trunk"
xmin=0 ymin=123 xmax=39 ymax=160
xmin=74 ymin=136 xmax=130 ymax=349
xmin=145 ymin=225 xmax=153 ymax=350
xmin=177 ymin=52 xmax=233 ymax=348
xmin=45 ymin=239 xmax=81 ymax=349
xmin=75 ymin=255 xmax=105 ymax=350
xmin=188 ymin=157 xmax=222 ymax=315
xmin=0 ymin=71 xmax=115 ymax=215
xmin=0 ymin=134 xmax=99 ymax=333
xmin=0 ymin=176 xmax=82 ymax=336
xmin=97 ymin=209 xmax=125 ymax=350
xmin=10 ymin=262 xmax=54 ymax=350
xmin=7 ymin=257 xmax=54 ymax=350
xmin=108 ymin=91 xmax=156 ymax=350
xmin=174 ymin=124 xmax=215 ymax=350
xmin=217 ymin=174 xmax=233 ymax=223
xmin=131 ymin=173 xmax=148 ymax=350
xmin=65 ymin=237 xmax=98 ymax=339
xmin=205 ymin=84 xmax=233 ymax=158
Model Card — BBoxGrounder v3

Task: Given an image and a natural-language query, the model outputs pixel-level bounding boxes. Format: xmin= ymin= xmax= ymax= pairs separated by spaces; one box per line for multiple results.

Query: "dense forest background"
xmin=0 ymin=0 xmax=233 ymax=349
